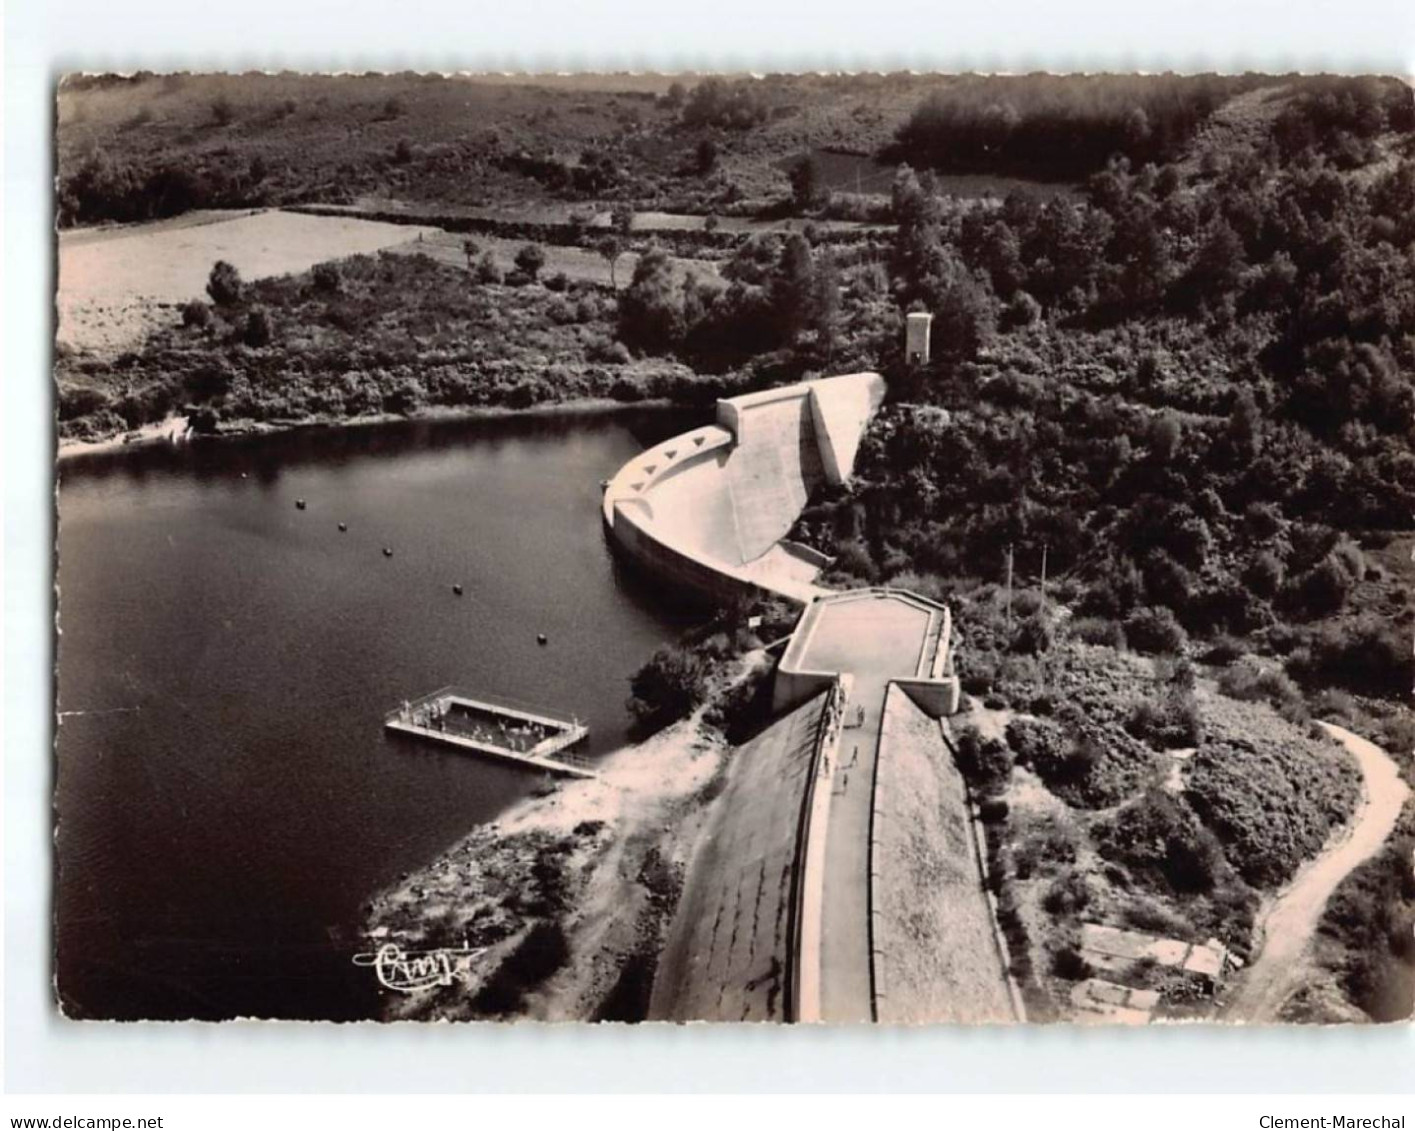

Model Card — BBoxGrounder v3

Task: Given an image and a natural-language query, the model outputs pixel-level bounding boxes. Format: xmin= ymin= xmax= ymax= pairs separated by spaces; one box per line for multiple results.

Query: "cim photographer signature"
xmin=352 ymin=941 xmax=488 ymax=993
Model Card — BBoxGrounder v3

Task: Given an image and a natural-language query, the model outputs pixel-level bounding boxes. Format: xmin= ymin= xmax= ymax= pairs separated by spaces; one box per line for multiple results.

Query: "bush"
xmin=1006 ymin=716 xmax=1068 ymax=769
xmin=474 ymin=251 xmax=502 ymax=285
xmin=1127 ymin=689 xmax=1204 ymax=749
xmin=242 ymin=307 xmax=272 ymax=347
xmin=1098 ymin=787 xmax=1225 ymax=895
xmin=180 ymin=299 xmax=211 ymax=328
xmin=1042 ymin=872 xmax=1092 ymax=917
xmin=587 ymin=338 xmax=631 ymax=367
xmin=1217 ymin=656 xmax=1307 ymax=721
xmin=954 ymin=726 xmax=1012 ymax=795
xmin=627 ymin=644 xmax=709 ymax=734
xmin=1050 ymin=944 xmax=1093 ymax=981
xmin=1069 ymin=616 xmax=1126 ymax=649
xmin=1011 ymin=611 xmax=1053 ymax=655
xmin=470 ymin=920 xmax=570 ymax=1016
xmin=206 ymin=259 xmax=244 ymax=306
xmin=1186 ymin=732 xmax=1360 ymax=888
xmin=1287 ymin=617 xmax=1412 ymax=700
xmin=514 ymin=243 xmax=547 ymax=280
xmin=312 ymin=261 xmax=342 ymax=294
xmin=1124 ymin=606 xmax=1188 ymax=655
xmin=703 ymin=663 xmax=775 ymax=745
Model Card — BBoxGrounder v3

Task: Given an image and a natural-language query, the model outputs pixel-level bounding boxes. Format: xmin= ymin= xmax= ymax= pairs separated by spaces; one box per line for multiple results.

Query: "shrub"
xmin=180 ymin=299 xmax=210 ymax=328
xmin=514 ymin=243 xmax=547 ymax=280
xmin=1217 ymin=656 xmax=1307 ymax=721
xmin=1011 ymin=611 xmax=1053 ymax=655
xmin=1050 ymin=944 xmax=1093 ymax=981
xmin=1186 ymin=732 xmax=1360 ymax=888
xmin=544 ymin=271 xmax=570 ymax=293
xmin=206 ymin=259 xmax=244 ymax=306
xmin=1006 ymin=716 xmax=1068 ymax=769
xmin=312 ymin=261 xmax=342 ymax=294
xmin=1098 ymin=787 xmax=1225 ymax=894
xmin=703 ymin=663 xmax=775 ymax=745
xmin=609 ymin=376 xmax=645 ymax=402
xmin=587 ymin=337 xmax=632 ymax=365
xmin=1201 ymin=634 xmax=1245 ymax=665
xmin=1286 ymin=617 xmax=1412 ymax=700
xmin=627 ymin=644 xmax=709 ymax=734
xmin=1127 ymin=690 xmax=1204 ymax=749
xmin=1244 ymin=551 xmax=1285 ymax=598
xmin=954 ymin=726 xmax=1012 ymax=795
xmin=242 ymin=307 xmax=272 ymax=347
xmin=1124 ymin=606 xmax=1188 ymax=655
xmin=475 ymin=251 xmax=502 ymax=285
xmin=470 ymin=921 xmax=570 ymax=1016
xmin=1042 ymin=871 xmax=1092 ymax=917
xmin=1069 ymin=616 xmax=1126 ymax=649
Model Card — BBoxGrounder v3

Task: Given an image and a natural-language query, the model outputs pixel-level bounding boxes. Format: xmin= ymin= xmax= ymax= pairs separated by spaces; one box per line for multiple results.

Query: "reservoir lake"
xmin=55 ymin=408 xmax=701 ymax=1020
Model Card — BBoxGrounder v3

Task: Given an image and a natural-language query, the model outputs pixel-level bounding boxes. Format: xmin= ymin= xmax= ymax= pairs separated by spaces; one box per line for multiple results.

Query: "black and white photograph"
xmin=50 ymin=67 xmax=1415 ymax=1028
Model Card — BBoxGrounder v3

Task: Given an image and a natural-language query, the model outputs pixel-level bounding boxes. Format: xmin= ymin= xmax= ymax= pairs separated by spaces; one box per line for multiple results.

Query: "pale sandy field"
xmin=56 ymin=208 xmax=434 ymax=354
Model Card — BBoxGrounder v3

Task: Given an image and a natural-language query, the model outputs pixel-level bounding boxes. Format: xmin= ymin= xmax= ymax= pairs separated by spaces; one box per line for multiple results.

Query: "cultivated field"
xmin=57 ymin=209 xmax=434 ymax=352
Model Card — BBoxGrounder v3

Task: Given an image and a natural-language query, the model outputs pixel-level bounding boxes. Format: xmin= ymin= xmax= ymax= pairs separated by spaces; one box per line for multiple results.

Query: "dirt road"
xmin=1225 ymin=722 xmax=1409 ymax=1022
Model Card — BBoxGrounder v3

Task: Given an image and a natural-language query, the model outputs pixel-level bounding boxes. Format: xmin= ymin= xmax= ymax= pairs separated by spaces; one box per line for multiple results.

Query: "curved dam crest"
xmin=602 ymin=372 xmax=886 ymax=604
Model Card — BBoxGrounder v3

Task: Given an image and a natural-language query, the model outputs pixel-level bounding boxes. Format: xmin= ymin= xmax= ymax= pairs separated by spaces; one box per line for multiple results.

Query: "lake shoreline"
xmin=57 ymin=395 xmax=681 ymax=463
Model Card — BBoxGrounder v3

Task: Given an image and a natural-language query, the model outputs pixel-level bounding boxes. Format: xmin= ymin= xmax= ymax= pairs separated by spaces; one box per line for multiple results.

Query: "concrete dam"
xmin=601 ymin=372 xmax=886 ymax=605
xmin=606 ymin=371 xmax=1010 ymax=1024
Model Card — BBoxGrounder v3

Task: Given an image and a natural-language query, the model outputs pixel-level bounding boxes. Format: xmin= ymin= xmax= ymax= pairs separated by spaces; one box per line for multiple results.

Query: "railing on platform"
xmin=387 ymin=685 xmax=585 ymax=730
xmin=385 ymin=685 xmax=594 ymax=775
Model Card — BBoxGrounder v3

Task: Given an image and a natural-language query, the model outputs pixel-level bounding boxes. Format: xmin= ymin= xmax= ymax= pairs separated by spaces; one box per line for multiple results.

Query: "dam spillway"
xmin=601 ymin=373 xmax=887 ymax=605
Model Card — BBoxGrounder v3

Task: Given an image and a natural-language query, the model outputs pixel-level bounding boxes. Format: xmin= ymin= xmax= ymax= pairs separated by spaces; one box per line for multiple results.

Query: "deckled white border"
xmin=6 ymin=0 xmax=1415 ymax=1094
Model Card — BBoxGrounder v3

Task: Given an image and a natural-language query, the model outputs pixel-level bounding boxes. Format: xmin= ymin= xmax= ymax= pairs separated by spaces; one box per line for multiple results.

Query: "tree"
xmin=626 ymin=644 xmax=707 ymax=734
xmin=312 ymin=261 xmax=342 ymax=294
xmin=617 ymin=245 xmax=685 ymax=353
xmin=242 ymin=307 xmax=272 ymax=347
xmin=1150 ymin=411 xmax=1183 ymax=463
xmin=610 ymin=203 xmax=635 ymax=236
xmin=920 ymin=247 xmax=997 ymax=360
xmin=514 ymin=243 xmax=547 ymax=281
xmin=475 ymin=251 xmax=501 ymax=285
xmin=596 ymin=235 xmax=624 ymax=289
xmin=789 ymin=154 xmax=822 ymax=211
xmin=206 ymin=260 xmax=244 ymax=307
xmin=461 ymin=238 xmax=479 ymax=268
xmin=180 ymin=300 xmax=211 ymax=329
xmin=695 ymin=137 xmax=719 ymax=175
xmin=769 ymin=233 xmax=816 ymax=344
xmin=811 ymin=249 xmax=841 ymax=356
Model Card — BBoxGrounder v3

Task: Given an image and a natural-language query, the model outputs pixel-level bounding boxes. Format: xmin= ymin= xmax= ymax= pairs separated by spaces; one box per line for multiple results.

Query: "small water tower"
xmin=906 ymin=311 xmax=933 ymax=364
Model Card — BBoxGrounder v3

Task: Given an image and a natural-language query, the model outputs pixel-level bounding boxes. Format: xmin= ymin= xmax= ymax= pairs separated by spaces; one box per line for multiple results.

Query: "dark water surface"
xmin=55 ymin=409 xmax=701 ymax=1020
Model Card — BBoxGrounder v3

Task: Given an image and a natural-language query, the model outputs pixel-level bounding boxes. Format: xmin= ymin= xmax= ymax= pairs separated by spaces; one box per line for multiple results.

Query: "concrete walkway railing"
xmin=787 ymin=677 xmax=848 ymax=1023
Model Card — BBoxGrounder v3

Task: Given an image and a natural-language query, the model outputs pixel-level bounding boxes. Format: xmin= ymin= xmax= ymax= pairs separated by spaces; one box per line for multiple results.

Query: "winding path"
xmin=1225 ymin=722 xmax=1409 ymax=1022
